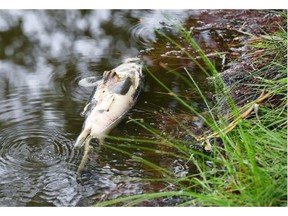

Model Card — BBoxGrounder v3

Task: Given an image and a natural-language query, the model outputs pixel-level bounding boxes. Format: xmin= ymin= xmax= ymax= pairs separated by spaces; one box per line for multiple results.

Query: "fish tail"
xmin=74 ymin=128 xmax=92 ymax=148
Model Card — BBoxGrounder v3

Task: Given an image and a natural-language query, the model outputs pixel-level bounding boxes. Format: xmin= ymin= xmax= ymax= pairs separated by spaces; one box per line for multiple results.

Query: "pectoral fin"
xmin=78 ymin=76 xmax=101 ymax=87
xmin=103 ymin=70 xmax=119 ymax=83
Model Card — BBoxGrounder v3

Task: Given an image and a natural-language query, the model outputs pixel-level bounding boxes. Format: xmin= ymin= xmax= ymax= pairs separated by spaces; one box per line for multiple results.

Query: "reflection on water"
xmin=0 ymin=9 xmax=230 ymax=206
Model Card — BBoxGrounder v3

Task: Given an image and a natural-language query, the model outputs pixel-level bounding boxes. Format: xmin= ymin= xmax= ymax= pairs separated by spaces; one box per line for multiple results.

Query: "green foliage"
xmin=95 ymin=19 xmax=287 ymax=207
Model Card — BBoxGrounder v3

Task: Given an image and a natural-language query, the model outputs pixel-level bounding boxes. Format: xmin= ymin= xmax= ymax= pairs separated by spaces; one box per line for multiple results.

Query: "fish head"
xmin=115 ymin=58 xmax=142 ymax=77
xmin=112 ymin=57 xmax=143 ymax=91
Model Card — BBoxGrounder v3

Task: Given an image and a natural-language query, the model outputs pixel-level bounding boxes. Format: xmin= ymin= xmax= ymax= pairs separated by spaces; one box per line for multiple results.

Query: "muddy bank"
xmin=210 ymin=10 xmax=286 ymax=104
xmin=144 ymin=9 xmax=286 ymax=111
xmin=140 ymin=9 xmax=286 ymax=151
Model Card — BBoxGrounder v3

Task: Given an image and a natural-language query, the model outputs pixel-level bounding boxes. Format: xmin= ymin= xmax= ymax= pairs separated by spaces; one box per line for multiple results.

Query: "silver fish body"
xmin=74 ymin=57 xmax=143 ymax=148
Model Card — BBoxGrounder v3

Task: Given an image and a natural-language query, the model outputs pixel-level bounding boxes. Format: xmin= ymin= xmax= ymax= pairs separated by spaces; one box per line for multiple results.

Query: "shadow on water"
xmin=0 ymin=10 xmax=243 ymax=206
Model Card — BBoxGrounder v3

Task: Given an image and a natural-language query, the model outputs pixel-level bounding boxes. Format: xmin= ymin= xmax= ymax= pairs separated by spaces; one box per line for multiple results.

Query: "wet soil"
xmin=212 ymin=11 xmax=285 ymax=101
xmin=145 ymin=9 xmax=286 ymax=113
xmin=139 ymin=10 xmax=287 ymax=166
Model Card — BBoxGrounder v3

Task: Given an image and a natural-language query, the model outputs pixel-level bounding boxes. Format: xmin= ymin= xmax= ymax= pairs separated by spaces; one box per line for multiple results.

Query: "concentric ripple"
xmin=128 ymin=23 xmax=157 ymax=47
xmin=0 ymin=127 xmax=80 ymax=171
xmin=0 ymin=126 xmax=83 ymax=206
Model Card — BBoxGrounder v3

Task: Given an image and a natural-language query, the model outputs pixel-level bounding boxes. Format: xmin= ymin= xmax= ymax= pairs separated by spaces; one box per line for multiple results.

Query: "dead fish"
xmin=74 ymin=57 xmax=143 ymax=148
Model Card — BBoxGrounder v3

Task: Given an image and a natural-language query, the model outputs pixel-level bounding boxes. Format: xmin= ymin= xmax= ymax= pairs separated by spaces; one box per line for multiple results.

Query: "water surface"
xmin=0 ymin=9 xmax=235 ymax=206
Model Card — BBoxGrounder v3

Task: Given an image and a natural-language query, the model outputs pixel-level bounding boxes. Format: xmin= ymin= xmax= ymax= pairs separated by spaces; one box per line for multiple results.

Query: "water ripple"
xmin=0 ymin=127 xmax=80 ymax=171
xmin=129 ymin=22 xmax=157 ymax=47
xmin=0 ymin=126 xmax=82 ymax=206
xmin=38 ymin=167 xmax=82 ymax=206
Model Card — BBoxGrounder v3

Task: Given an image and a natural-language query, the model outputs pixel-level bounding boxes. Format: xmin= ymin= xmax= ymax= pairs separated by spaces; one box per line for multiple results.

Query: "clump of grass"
xmin=95 ymin=16 xmax=287 ymax=207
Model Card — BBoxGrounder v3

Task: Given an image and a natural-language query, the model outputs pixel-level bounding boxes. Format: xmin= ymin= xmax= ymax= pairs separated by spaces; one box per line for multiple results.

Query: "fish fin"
xmin=78 ymin=76 xmax=101 ymax=87
xmin=74 ymin=128 xmax=92 ymax=148
xmin=80 ymin=103 xmax=90 ymax=117
xmin=103 ymin=70 xmax=113 ymax=83
xmin=76 ymin=137 xmax=92 ymax=174
xmin=80 ymin=86 xmax=98 ymax=117
xmin=103 ymin=70 xmax=120 ymax=84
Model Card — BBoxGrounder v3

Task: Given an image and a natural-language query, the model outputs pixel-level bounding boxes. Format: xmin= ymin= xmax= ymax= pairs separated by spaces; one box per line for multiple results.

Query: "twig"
xmin=195 ymin=91 xmax=273 ymax=150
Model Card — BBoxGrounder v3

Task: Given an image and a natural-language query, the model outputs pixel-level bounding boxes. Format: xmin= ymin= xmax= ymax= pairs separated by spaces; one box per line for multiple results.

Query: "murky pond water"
xmin=0 ymin=9 xmax=244 ymax=206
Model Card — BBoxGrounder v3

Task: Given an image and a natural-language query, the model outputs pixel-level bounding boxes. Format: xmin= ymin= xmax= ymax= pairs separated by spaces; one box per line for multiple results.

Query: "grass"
xmin=95 ymin=16 xmax=287 ymax=207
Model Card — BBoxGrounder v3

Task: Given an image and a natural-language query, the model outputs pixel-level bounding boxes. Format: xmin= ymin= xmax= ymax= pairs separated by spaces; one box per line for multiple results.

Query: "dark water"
xmin=0 ymin=10 xmax=234 ymax=206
